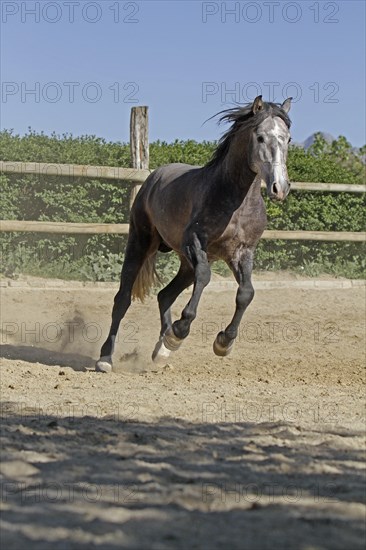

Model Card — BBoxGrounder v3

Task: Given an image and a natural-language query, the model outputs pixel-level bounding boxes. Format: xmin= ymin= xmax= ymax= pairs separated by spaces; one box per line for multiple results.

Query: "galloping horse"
xmin=96 ymin=96 xmax=292 ymax=372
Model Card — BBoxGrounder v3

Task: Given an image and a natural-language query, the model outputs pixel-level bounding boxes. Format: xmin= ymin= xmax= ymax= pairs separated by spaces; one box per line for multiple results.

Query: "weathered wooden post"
xmin=129 ymin=106 xmax=149 ymax=209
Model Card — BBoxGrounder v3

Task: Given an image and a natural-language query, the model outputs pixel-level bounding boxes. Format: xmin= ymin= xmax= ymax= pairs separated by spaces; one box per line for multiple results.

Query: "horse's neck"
xmin=221 ymin=137 xmax=258 ymax=193
xmin=216 ymin=156 xmax=259 ymax=201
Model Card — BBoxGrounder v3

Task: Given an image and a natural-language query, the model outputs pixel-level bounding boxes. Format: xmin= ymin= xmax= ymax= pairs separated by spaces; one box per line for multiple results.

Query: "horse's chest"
xmin=209 ymin=200 xmax=266 ymax=257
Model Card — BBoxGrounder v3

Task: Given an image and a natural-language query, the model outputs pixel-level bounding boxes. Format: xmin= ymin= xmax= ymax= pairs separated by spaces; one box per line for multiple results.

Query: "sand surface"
xmin=1 ymin=278 xmax=365 ymax=549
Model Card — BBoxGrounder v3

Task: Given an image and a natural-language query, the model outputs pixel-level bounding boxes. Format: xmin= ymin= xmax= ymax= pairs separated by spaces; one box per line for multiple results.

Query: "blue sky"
xmin=1 ymin=0 xmax=365 ymax=146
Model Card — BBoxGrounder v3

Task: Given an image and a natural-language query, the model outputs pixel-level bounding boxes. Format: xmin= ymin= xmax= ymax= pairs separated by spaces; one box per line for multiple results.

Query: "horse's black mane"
xmin=206 ymin=101 xmax=291 ymax=168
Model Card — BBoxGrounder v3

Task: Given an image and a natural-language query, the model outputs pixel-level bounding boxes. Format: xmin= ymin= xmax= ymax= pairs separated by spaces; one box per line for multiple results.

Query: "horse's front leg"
xmin=213 ymin=247 xmax=255 ymax=356
xmin=162 ymin=233 xmax=211 ymax=352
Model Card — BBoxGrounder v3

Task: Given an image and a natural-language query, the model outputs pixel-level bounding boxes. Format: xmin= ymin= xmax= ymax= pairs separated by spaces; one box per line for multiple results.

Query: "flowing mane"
xmin=206 ymin=101 xmax=292 ymax=168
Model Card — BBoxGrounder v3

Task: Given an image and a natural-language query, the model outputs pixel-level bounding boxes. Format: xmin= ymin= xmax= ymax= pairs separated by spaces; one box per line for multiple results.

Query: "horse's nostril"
xmin=272 ymin=183 xmax=279 ymax=195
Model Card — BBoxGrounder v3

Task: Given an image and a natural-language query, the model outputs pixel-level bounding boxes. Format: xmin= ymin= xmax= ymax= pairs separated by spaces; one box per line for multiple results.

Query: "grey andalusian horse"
xmin=96 ymin=95 xmax=292 ymax=372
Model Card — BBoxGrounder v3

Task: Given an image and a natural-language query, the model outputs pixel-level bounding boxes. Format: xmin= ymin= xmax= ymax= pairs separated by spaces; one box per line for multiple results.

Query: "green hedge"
xmin=0 ymin=129 xmax=365 ymax=280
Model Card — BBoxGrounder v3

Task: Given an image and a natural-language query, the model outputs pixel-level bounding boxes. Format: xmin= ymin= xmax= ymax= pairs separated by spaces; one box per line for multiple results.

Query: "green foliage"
xmin=1 ymin=129 xmax=365 ymax=281
xmin=149 ymin=139 xmax=216 ymax=168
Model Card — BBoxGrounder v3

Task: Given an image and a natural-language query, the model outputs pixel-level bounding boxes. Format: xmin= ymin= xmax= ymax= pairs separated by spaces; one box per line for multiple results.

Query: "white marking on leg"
xmin=152 ymin=338 xmax=171 ymax=365
xmin=95 ymin=357 xmax=113 ymax=373
xmin=157 ymin=342 xmax=171 ymax=359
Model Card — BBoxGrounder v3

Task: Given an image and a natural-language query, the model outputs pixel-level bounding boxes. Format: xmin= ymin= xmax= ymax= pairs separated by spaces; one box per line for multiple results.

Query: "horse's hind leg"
xmin=96 ymin=225 xmax=154 ymax=373
xmin=161 ymin=233 xmax=211 ymax=351
xmin=213 ymin=247 xmax=255 ymax=356
xmin=152 ymin=258 xmax=194 ymax=364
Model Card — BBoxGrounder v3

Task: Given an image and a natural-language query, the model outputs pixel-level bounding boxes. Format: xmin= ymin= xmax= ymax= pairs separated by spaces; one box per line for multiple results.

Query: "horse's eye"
xmin=257 ymin=136 xmax=264 ymax=143
xmin=288 ymin=137 xmax=292 ymax=144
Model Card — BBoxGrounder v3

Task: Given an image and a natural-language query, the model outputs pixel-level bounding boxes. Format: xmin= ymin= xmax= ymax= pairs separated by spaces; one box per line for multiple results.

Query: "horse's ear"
xmin=252 ymin=95 xmax=263 ymax=114
xmin=281 ymin=97 xmax=292 ymax=113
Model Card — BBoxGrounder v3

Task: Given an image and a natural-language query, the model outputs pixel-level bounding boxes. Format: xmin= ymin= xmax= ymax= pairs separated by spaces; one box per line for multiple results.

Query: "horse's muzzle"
xmin=268 ymin=181 xmax=291 ymax=201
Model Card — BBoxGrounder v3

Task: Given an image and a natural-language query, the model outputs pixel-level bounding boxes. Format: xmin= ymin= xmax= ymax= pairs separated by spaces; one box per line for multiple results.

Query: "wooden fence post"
xmin=129 ymin=106 xmax=149 ymax=209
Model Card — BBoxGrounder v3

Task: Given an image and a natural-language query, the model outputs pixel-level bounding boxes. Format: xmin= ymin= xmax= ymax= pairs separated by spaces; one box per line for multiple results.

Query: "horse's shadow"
xmin=1 ymin=412 xmax=365 ymax=550
xmin=0 ymin=344 xmax=94 ymax=371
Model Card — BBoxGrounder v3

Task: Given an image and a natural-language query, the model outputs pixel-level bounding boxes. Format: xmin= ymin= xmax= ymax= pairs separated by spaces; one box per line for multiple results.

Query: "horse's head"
xmin=248 ymin=95 xmax=292 ymax=201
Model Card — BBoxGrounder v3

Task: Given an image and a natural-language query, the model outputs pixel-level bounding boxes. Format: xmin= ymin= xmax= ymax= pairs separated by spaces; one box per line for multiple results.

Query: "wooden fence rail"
xmin=0 ymin=161 xmax=150 ymax=183
xmin=0 ymin=220 xmax=365 ymax=242
xmin=1 ymin=160 xmax=365 ymax=193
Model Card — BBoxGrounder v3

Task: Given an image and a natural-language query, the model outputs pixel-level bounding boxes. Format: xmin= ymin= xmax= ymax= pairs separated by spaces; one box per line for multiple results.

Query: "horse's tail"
xmin=132 ymin=252 xmax=160 ymax=302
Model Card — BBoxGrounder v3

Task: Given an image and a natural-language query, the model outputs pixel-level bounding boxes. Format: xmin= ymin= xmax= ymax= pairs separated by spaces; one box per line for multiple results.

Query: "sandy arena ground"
xmin=0 ymin=275 xmax=365 ymax=550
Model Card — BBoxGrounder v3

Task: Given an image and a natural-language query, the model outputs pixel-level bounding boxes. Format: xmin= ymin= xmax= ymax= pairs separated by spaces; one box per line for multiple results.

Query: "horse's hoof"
xmin=213 ymin=334 xmax=234 ymax=357
xmin=163 ymin=327 xmax=183 ymax=352
xmin=95 ymin=357 xmax=113 ymax=373
xmin=152 ymin=337 xmax=171 ymax=365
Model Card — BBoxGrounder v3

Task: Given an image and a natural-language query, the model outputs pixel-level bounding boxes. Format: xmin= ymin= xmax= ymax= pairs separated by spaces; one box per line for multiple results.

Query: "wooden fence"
xmin=1 ymin=107 xmax=365 ymax=243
